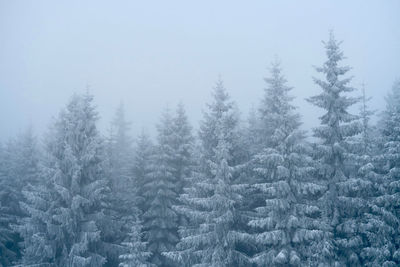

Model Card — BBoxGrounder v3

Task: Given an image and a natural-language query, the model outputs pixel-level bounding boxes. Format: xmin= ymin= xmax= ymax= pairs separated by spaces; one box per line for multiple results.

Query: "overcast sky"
xmin=0 ymin=0 xmax=399 ymax=141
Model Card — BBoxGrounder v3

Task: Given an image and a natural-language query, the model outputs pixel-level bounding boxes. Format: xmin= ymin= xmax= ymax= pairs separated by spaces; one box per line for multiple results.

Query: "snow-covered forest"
xmin=1 ymin=31 xmax=400 ymax=267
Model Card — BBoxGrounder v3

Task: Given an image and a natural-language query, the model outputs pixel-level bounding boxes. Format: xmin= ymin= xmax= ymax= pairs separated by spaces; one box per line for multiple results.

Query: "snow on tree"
xmin=248 ymin=60 xmax=328 ymax=266
xmin=351 ymin=127 xmax=390 ymax=266
xmin=139 ymin=104 xmax=194 ymax=266
xmin=258 ymin=59 xmax=300 ymax=149
xmin=170 ymin=103 xmax=195 ymax=228
xmin=307 ymin=32 xmax=363 ymax=265
xmin=18 ymin=93 xmax=110 ymax=266
xmin=142 ymin=108 xmax=180 ymax=267
xmin=0 ymin=127 xmax=41 ymax=266
xmin=370 ymin=79 xmax=400 ymax=266
xmin=333 ymin=84 xmax=398 ymax=267
xmin=165 ymin=81 xmax=249 ymax=266
xmin=0 ymin=141 xmax=20 ymax=266
xmin=107 ymin=102 xmax=134 ymax=189
xmin=198 ymin=78 xmax=242 ymax=174
xmin=170 ymin=103 xmax=194 ymax=196
xmin=355 ymin=159 xmax=397 ymax=266
xmin=166 ymin=123 xmax=249 ymax=267
xmin=132 ymin=130 xmax=155 ymax=214
xmin=17 ymin=173 xmax=56 ymax=265
xmin=334 ymin=87 xmax=380 ymax=266
xmin=103 ymin=102 xmax=138 ymax=266
xmin=119 ymin=218 xmax=153 ymax=267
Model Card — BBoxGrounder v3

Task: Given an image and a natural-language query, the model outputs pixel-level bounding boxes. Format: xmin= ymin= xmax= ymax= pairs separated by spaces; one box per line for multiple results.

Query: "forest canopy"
xmin=1 ymin=32 xmax=400 ymax=267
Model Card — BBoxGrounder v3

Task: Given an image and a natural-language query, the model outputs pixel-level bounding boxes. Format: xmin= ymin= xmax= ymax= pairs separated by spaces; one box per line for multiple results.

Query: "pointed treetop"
xmin=213 ymin=77 xmax=229 ymax=104
xmin=175 ymin=101 xmax=187 ymax=118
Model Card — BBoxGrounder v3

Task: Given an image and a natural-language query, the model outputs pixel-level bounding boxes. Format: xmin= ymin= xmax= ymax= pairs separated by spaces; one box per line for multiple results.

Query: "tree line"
xmin=1 ymin=32 xmax=399 ymax=266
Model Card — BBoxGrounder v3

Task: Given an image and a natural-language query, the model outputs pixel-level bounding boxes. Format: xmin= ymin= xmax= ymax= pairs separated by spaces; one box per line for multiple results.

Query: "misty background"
xmin=0 ymin=0 xmax=399 ymax=140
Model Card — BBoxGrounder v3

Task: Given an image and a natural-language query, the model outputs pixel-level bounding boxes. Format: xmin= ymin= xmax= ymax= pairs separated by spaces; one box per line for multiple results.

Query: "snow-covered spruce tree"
xmin=238 ymin=106 xmax=264 ymax=243
xmin=18 ymin=93 xmax=110 ymax=266
xmin=104 ymin=102 xmax=137 ymax=266
xmin=119 ymin=218 xmax=153 ymax=267
xmin=140 ymin=104 xmax=194 ymax=266
xmin=0 ymin=127 xmax=41 ymax=266
xmin=331 ymin=82 xmax=396 ymax=266
xmin=344 ymin=85 xmax=377 ymax=173
xmin=107 ymin=102 xmax=134 ymax=190
xmin=171 ymin=103 xmax=194 ymax=192
xmin=8 ymin=127 xmax=41 ymax=187
xmin=132 ymin=130 xmax=154 ymax=215
xmin=355 ymin=150 xmax=397 ymax=265
xmin=307 ymin=32 xmax=362 ymax=265
xmin=142 ymin=108 xmax=180 ymax=267
xmin=196 ymin=80 xmax=249 ymax=245
xmin=372 ymin=79 xmax=400 ymax=265
xmin=165 ymin=81 xmax=249 ymax=266
xmin=336 ymin=85 xmax=389 ymax=266
xmin=0 ymin=141 xmax=20 ymax=266
xmin=166 ymin=124 xmax=249 ymax=266
xmin=17 ymin=169 xmax=56 ymax=265
xmin=198 ymin=79 xmax=243 ymax=174
xmin=248 ymin=61 xmax=328 ymax=266
xmin=170 ymin=103 xmax=195 ymax=226
xmin=257 ymin=59 xmax=290 ymax=149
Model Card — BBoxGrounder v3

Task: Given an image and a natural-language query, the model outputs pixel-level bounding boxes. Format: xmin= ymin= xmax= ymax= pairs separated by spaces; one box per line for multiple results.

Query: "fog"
xmin=0 ymin=0 xmax=399 ymax=140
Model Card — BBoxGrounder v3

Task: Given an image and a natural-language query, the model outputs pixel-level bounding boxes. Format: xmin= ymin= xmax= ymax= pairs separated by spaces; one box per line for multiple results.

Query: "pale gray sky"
xmin=0 ymin=0 xmax=399 ymax=141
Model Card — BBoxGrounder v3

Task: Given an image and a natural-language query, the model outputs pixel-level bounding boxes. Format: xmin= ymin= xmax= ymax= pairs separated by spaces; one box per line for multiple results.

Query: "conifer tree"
xmin=331 ymin=86 xmax=393 ymax=266
xmin=18 ymin=94 xmax=110 ymax=266
xmin=249 ymin=61 xmax=328 ymax=266
xmin=104 ymin=102 xmax=137 ymax=266
xmin=140 ymin=104 xmax=194 ymax=266
xmin=166 ymin=81 xmax=249 ymax=266
xmin=170 ymin=103 xmax=194 ymax=197
xmin=373 ymin=79 xmax=400 ymax=265
xmin=0 ymin=127 xmax=41 ymax=266
xmin=167 ymin=121 xmax=249 ymax=267
xmin=119 ymin=218 xmax=153 ymax=267
xmin=0 ymin=141 xmax=19 ymax=266
xmin=198 ymin=79 xmax=242 ymax=173
xmin=142 ymin=109 xmax=180 ymax=267
xmin=133 ymin=130 xmax=154 ymax=214
xmin=108 ymin=102 xmax=134 ymax=188
xmin=307 ymin=32 xmax=362 ymax=265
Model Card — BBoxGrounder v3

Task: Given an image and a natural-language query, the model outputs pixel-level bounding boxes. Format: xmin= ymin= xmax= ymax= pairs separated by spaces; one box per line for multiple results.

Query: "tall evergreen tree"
xmin=0 ymin=141 xmax=19 ymax=266
xmin=108 ymin=102 xmax=134 ymax=187
xmin=170 ymin=103 xmax=194 ymax=197
xmin=140 ymin=104 xmax=194 ymax=266
xmin=0 ymin=127 xmax=41 ymax=266
xmin=249 ymin=61 xmax=328 ymax=266
xmin=17 ymin=94 xmax=110 ymax=266
xmin=119 ymin=218 xmax=153 ymax=267
xmin=142 ymin=109 xmax=180 ymax=267
xmin=104 ymin=102 xmax=137 ymax=266
xmin=307 ymin=32 xmax=362 ymax=265
xmin=166 ymin=81 xmax=249 ymax=266
xmin=198 ymin=79 xmax=242 ymax=174
xmin=373 ymin=79 xmax=400 ymax=265
xmin=133 ymin=130 xmax=155 ymax=215
xmin=334 ymin=85 xmax=389 ymax=266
